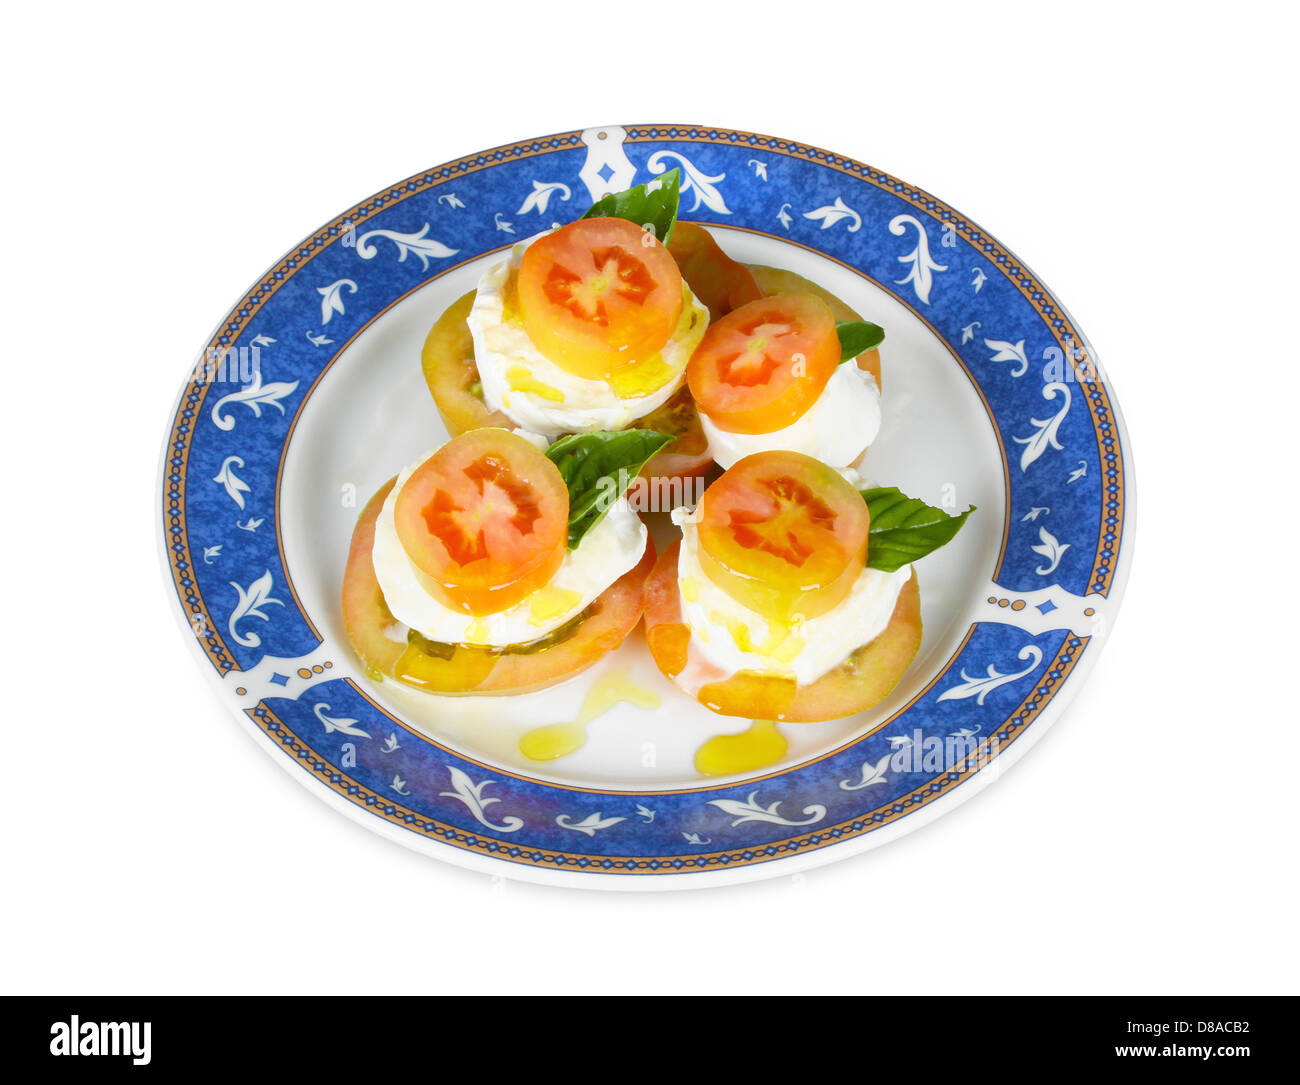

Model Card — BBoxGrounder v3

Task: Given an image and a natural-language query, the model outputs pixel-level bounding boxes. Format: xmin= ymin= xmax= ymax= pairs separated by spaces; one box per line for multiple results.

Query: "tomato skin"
xmin=421 ymin=291 xmax=513 ymax=435
xmin=394 ymin=429 xmax=569 ymax=616
xmin=643 ymin=540 xmax=923 ymax=722
xmin=696 ymin=450 xmax=870 ymax=620
xmin=343 ymin=481 xmax=655 ymax=695
xmin=667 ymin=222 xmax=762 ymax=321
xmin=747 ymin=265 xmax=882 ymax=391
xmin=517 ymin=217 xmax=684 ymax=379
xmin=686 ymin=293 xmax=840 ymax=434
xmin=342 ymin=478 xmax=406 ymax=679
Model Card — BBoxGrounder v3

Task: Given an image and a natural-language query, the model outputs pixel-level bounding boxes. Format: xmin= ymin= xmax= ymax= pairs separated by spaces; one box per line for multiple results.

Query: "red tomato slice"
xmin=643 ymin=540 xmax=922 ymax=722
xmin=517 ymin=217 xmax=684 ymax=379
xmin=696 ymin=450 xmax=869 ymax=620
xmin=394 ymin=429 xmax=568 ymax=616
xmin=686 ymin=293 xmax=839 ymax=434
xmin=667 ymin=222 xmax=763 ymax=321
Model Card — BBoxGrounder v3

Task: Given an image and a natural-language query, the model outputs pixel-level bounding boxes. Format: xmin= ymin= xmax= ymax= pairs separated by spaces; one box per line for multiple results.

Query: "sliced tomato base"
xmin=421 ymin=290 xmax=514 ymax=435
xmin=667 ymin=222 xmax=763 ymax=322
xmin=343 ymin=479 xmax=655 ymax=695
xmin=643 ymin=540 xmax=922 ymax=722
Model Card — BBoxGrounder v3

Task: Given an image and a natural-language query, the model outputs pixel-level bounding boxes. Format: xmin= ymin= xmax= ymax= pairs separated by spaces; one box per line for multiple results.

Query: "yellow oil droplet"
xmin=465 ymin=617 xmax=490 ymax=644
xmin=761 ymin=619 xmax=805 ymax=666
xmin=527 ymin=585 xmax=582 ymax=626
xmin=694 ymin=719 xmax=789 ymax=777
xmin=607 ymin=354 xmax=674 ymax=398
xmin=507 ymin=365 xmax=565 ymax=402
xmin=519 ymin=667 xmax=661 ymax=762
xmin=708 ymin=608 xmax=759 ymax=653
xmin=518 ymin=721 xmax=585 ymax=762
xmin=771 ymin=634 xmax=805 ymax=666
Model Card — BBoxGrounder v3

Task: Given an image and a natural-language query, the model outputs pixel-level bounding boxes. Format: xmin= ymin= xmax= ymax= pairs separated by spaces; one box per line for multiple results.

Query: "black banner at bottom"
xmin=4 ymin=995 xmax=1290 ymax=1073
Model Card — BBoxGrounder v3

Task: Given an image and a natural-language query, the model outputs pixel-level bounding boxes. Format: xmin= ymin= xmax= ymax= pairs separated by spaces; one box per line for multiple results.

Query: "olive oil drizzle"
xmin=405 ymin=604 xmax=593 ymax=661
xmin=519 ymin=667 xmax=661 ymax=762
xmin=694 ymin=719 xmax=788 ymax=777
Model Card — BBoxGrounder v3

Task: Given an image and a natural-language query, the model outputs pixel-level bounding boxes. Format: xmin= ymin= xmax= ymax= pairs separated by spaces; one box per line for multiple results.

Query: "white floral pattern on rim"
xmin=937 ymin=645 xmax=1045 ymax=705
xmin=439 ymin=767 xmax=524 ymax=834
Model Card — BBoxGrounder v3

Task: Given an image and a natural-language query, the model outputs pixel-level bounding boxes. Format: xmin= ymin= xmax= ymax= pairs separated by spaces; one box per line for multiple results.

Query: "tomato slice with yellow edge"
xmin=667 ymin=222 xmax=762 ymax=321
xmin=643 ymin=540 xmax=922 ymax=723
xmin=420 ymin=290 xmax=513 ymax=435
xmin=393 ymin=429 xmax=568 ymax=616
xmin=696 ymin=450 xmax=869 ymax=621
xmin=517 ymin=217 xmax=684 ymax=379
xmin=342 ymin=478 xmax=406 ymax=680
xmin=687 ymin=293 xmax=839 ymax=434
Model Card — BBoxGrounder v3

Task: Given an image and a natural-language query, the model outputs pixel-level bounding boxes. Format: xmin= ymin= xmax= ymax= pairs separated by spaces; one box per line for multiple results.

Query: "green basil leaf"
xmin=860 ymin=486 xmax=974 ymax=572
xmin=546 ymin=430 xmax=673 ymax=548
xmin=581 ymin=169 xmax=680 ymax=246
xmin=836 ymin=320 xmax=885 ymax=362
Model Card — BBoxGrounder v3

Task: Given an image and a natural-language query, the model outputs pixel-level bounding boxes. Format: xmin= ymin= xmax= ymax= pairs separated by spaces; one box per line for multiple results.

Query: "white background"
xmin=2 ymin=0 xmax=1295 ymax=995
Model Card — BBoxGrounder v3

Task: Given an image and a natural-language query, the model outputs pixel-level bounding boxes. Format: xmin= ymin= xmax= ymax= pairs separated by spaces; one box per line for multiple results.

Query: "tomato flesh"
xmin=696 ymin=450 xmax=869 ymax=620
xmin=667 ymin=222 xmax=762 ymax=321
xmin=517 ymin=217 xmax=684 ymax=379
xmin=394 ymin=429 xmax=568 ymax=616
xmin=687 ymin=293 xmax=839 ymax=434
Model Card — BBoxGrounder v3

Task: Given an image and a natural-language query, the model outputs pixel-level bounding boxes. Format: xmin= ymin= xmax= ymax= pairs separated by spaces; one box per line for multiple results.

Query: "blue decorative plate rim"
xmin=158 ymin=124 xmax=1134 ymax=887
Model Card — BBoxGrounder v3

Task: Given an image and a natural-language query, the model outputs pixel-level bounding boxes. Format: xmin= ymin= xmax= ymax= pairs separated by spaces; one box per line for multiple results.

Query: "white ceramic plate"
xmin=159 ymin=125 xmax=1134 ymax=888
